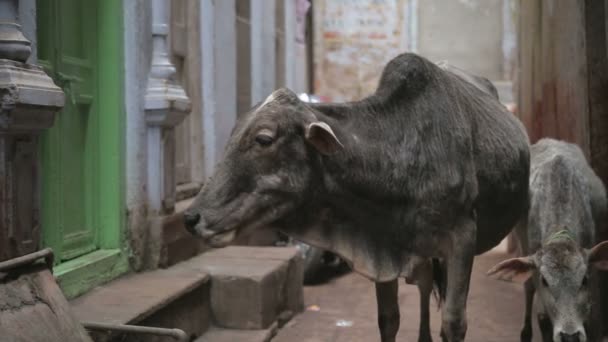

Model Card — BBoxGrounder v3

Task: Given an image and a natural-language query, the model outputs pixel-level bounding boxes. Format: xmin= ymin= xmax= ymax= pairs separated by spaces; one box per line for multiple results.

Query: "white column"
xmin=145 ymin=0 xmax=191 ymax=214
xmin=251 ymin=0 xmax=276 ymax=104
xmin=199 ymin=0 xmax=237 ymax=177
xmin=0 ymin=0 xmax=31 ymax=62
xmin=200 ymin=0 xmax=217 ymax=178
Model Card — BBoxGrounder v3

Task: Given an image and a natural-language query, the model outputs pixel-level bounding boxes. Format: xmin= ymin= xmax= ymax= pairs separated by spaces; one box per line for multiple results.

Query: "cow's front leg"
xmin=440 ymin=219 xmax=475 ymax=342
xmin=416 ymin=260 xmax=434 ymax=342
xmin=375 ymin=279 xmax=400 ymax=342
xmin=537 ymin=313 xmax=553 ymax=342
xmin=520 ymin=278 xmax=535 ymax=342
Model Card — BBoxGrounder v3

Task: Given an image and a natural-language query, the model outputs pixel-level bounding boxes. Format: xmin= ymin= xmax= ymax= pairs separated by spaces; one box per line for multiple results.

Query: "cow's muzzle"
xmin=183 ymin=211 xmax=201 ymax=235
xmin=183 ymin=211 xmax=237 ymax=247
xmin=556 ymin=330 xmax=585 ymax=342
xmin=560 ymin=332 xmax=581 ymax=342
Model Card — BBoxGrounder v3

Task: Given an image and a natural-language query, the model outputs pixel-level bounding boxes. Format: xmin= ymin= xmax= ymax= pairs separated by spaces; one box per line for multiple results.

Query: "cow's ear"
xmin=305 ymin=121 xmax=344 ymax=155
xmin=587 ymin=241 xmax=608 ymax=270
xmin=486 ymin=256 xmax=536 ymax=283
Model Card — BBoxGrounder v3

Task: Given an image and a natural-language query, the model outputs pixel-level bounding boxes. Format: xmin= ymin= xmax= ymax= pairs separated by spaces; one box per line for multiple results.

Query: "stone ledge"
xmin=180 ymin=246 xmax=304 ymax=330
xmin=70 ymin=262 xmax=211 ymax=341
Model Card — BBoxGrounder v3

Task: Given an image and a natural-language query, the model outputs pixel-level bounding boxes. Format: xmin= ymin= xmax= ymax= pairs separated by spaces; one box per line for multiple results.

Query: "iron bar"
xmin=82 ymin=322 xmax=189 ymax=341
xmin=0 ymin=248 xmax=54 ymax=272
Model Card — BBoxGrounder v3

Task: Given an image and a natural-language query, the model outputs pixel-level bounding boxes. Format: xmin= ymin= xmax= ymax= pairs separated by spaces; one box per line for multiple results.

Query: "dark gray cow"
xmin=184 ymin=53 xmax=530 ymax=342
xmin=436 ymin=61 xmax=500 ymax=100
xmin=488 ymin=138 xmax=608 ymax=342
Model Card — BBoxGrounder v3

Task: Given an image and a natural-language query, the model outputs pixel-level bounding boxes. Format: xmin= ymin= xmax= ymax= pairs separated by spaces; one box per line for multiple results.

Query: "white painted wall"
xmin=124 ymin=0 xmax=152 ymax=270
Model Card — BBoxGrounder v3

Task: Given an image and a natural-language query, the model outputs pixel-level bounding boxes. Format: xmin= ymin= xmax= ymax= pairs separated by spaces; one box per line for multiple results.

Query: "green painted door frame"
xmin=38 ymin=0 xmax=128 ymax=299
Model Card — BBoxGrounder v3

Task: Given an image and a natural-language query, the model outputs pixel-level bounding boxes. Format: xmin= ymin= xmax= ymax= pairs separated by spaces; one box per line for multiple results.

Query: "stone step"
xmin=194 ymin=324 xmax=278 ymax=342
xmin=70 ymin=262 xmax=211 ymax=342
xmin=179 ymin=246 xmax=304 ymax=330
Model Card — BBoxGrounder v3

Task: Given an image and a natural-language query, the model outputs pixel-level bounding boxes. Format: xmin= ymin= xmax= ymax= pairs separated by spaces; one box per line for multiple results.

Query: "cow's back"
xmin=435 ymin=65 xmax=530 ymax=254
xmin=296 ymin=54 xmax=532 ymax=280
xmin=525 ymin=138 xmax=607 ymax=251
xmin=372 ymin=54 xmax=530 ymax=254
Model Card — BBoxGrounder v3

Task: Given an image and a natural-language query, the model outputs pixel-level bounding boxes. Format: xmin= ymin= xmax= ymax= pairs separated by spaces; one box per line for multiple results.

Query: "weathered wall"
xmin=313 ymin=0 xmax=512 ymax=101
xmin=313 ymin=0 xmax=411 ymax=101
xmin=418 ymin=0 xmax=504 ymax=81
xmin=516 ymin=0 xmax=608 ymax=213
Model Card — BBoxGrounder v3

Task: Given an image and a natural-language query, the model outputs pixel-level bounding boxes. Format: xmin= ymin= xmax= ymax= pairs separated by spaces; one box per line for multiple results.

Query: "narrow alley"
xmin=2 ymin=0 xmax=608 ymax=341
xmin=274 ymin=243 xmax=539 ymax=342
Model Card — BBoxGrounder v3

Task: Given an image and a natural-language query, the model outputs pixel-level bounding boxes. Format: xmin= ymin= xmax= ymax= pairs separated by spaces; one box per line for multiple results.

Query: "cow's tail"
xmin=431 ymin=258 xmax=447 ymax=308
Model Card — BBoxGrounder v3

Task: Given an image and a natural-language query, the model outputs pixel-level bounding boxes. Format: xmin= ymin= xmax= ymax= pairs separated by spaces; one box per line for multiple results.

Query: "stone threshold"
xmin=70 ymin=260 xmax=211 ymax=340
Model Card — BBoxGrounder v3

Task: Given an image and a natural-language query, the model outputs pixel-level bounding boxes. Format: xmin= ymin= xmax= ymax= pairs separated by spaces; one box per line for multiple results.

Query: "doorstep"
xmin=70 ymin=245 xmax=304 ymax=342
xmin=70 ymin=261 xmax=211 ymax=341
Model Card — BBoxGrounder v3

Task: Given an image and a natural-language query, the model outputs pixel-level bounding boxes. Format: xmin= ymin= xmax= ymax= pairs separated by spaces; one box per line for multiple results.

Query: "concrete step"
xmin=194 ymin=323 xmax=278 ymax=342
xmin=179 ymin=246 xmax=304 ymax=330
xmin=70 ymin=246 xmax=304 ymax=341
xmin=71 ymin=262 xmax=211 ymax=342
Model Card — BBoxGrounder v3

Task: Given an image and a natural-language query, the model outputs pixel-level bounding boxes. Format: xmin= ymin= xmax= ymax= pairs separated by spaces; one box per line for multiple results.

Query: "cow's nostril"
xmin=559 ymin=332 xmax=581 ymax=342
xmin=183 ymin=212 xmax=201 ymax=229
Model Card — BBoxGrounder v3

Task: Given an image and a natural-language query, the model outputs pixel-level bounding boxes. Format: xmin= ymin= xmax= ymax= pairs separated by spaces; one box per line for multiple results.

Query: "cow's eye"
xmin=255 ymin=134 xmax=274 ymax=146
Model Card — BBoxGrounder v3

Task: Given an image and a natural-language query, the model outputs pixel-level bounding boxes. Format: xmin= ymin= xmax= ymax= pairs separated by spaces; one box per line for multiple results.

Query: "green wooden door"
xmin=38 ymin=0 xmax=99 ymax=262
xmin=37 ymin=0 xmax=127 ymax=298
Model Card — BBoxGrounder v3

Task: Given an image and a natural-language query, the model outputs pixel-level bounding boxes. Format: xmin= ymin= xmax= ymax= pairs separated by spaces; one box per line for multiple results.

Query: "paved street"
xmin=274 ymin=242 xmax=541 ymax=342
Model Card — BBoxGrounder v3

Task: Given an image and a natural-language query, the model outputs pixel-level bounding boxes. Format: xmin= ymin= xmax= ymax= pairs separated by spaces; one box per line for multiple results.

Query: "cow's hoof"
xmin=440 ymin=318 xmax=466 ymax=342
xmin=520 ymin=325 xmax=532 ymax=342
xmin=418 ymin=334 xmax=433 ymax=342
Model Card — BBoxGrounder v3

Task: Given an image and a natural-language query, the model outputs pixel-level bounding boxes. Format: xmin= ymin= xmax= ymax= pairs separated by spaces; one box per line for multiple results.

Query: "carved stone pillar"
xmin=145 ymin=0 xmax=191 ymax=214
xmin=0 ymin=0 xmax=64 ymax=261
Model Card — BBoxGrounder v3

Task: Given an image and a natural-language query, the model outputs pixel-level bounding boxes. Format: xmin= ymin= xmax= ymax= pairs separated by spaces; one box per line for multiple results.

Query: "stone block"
xmin=181 ymin=246 xmax=304 ymax=329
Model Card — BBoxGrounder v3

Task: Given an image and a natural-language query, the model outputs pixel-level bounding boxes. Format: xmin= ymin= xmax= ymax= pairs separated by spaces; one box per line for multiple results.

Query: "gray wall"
xmin=417 ymin=0 xmax=504 ymax=80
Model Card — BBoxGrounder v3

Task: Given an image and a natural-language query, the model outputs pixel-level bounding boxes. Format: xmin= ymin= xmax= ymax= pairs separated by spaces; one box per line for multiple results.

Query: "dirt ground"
xmin=273 ymin=242 xmax=543 ymax=342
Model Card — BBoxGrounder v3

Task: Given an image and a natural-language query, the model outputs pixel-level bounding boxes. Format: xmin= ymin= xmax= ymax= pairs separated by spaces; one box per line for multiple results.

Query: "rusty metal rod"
xmin=81 ymin=322 xmax=189 ymax=341
xmin=0 ymin=248 xmax=54 ymax=272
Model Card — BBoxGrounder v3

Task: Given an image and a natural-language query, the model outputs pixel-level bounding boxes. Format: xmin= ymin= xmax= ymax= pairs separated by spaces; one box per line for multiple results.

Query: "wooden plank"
xmin=518 ymin=0 xmax=589 ymax=149
xmin=547 ymin=0 xmax=588 ymax=151
xmin=585 ymin=0 xmax=608 ymax=199
xmin=516 ymin=0 xmax=536 ymax=138
xmin=584 ymin=4 xmax=608 ymax=336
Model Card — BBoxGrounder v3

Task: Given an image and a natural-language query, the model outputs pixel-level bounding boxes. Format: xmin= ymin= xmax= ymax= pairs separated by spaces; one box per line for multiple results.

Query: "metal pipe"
xmin=82 ymin=322 xmax=189 ymax=342
xmin=0 ymin=248 xmax=54 ymax=272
